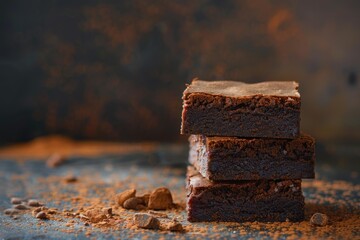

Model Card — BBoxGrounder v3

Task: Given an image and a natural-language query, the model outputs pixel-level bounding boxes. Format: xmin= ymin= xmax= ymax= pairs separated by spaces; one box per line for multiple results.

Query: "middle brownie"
xmin=189 ymin=134 xmax=315 ymax=181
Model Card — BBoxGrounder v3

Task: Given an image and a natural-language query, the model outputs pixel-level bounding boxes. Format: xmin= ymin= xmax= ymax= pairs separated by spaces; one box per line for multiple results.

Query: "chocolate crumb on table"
xmin=133 ymin=213 xmax=160 ymax=229
xmin=181 ymin=79 xmax=301 ymax=139
xmin=116 ymin=189 xmax=136 ymax=206
xmin=189 ymin=133 xmax=315 ymax=180
xmin=35 ymin=211 xmax=48 ymax=220
xmin=10 ymin=197 xmax=23 ymax=205
xmin=148 ymin=187 xmax=174 ymax=210
xmin=310 ymin=213 xmax=329 ymax=226
xmin=123 ymin=197 xmax=147 ymax=210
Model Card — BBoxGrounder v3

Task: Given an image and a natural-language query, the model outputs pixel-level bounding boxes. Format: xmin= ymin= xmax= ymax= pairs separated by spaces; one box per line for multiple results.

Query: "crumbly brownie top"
xmin=184 ymin=79 xmax=300 ymax=98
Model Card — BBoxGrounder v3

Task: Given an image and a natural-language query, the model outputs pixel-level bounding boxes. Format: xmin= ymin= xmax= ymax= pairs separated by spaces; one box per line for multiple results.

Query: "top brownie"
xmin=181 ymin=79 xmax=301 ymax=138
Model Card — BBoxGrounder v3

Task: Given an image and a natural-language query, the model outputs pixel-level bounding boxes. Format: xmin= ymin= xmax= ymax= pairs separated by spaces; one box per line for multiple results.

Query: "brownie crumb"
xmin=139 ymin=193 xmax=150 ymax=206
xmin=166 ymin=219 xmax=183 ymax=232
xmin=4 ymin=208 xmax=20 ymax=216
xmin=310 ymin=213 xmax=329 ymax=226
xmin=13 ymin=204 xmax=29 ymax=210
xmin=85 ymin=209 xmax=107 ymax=223
xmin=64 ymin=176 xmax=78 ymax=183
xmin=102 ymin=207 xmax=112 ymax=216
xmin=35 ymin=211 xmax=48 ymax=220
xmin=123 ymin=197 xmax=146 ymax=210
xmin=116 ymin=189 xmax=136 ymax=206
xmin=28 ymin=199 xmax=43 ymax=207
xmin=133 ymin=213 xmax=160 ymax=229
xmin=148 ymin=187 xmax=173 ymax=210
xmin=10 ymin=197 xmax=23 ymax=205
xmin=46 ymin=153 xmax=67 ymax=168
xmin=47 ymin=208 xmax=57 ymax=214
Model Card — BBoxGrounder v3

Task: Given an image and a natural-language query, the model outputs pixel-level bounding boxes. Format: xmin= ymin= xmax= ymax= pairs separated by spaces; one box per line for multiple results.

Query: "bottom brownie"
xmin=186 ymin=166 xmax=304 ymax=222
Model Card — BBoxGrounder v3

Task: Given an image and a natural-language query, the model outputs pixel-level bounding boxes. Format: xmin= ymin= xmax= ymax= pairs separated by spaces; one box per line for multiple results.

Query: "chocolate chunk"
xmin=64 ymin=176 xmax=78 ymax=183
xmin=148 ymin=187 xmax=173 ymax=210
xmin=123 ymin=197 xmax=146 ymax=210
xmin=28 ymin=199 xmax=43 ymax=207
xmin=32 ymin=207 xmax=42 ymax=216
xmin=310 ymin=213 xmax=328 ymax=226
xmin=102 ymin=207 xmax=112 ymax=215
xmin=167 ymin=220 xmax=183 ymax=232
xmin=35 ymin=211 xmax=48 ymax=220
xmin=14 ymin=204 xmax=29 ymax=210
xmin=47 ymin=208 xmax=57 ymax=214
xmin=139 ymin=193 xmax=150 ymax=206
xmin=4 ymin=208 xmax=20 ymax=216
xmin=46 ymin=153 xmax=67 ymax=168
xmin=116 ymin=189 xmax=136 ymax=206
xmin=85 ymin=209 xmax=107 ymax=223
xmin=10 ymin=197 xmax=23 ymax=205
xmin=133 ymin=213 xmax=160 ymax=229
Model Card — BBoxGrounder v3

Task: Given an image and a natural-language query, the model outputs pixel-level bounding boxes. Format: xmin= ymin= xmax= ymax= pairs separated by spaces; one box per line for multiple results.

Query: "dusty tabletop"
xmin=0 ymin=136 xmax=359 ymax=239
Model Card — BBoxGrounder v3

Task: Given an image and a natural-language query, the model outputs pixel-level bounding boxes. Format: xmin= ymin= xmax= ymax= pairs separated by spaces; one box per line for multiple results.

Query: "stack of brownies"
xmin=181 ymin=79 xmax=315 ymax=222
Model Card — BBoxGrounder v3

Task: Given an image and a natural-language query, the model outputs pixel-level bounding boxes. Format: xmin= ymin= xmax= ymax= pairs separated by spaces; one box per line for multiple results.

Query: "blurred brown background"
xmin=0 ymin=0 xmax=359 ymax=144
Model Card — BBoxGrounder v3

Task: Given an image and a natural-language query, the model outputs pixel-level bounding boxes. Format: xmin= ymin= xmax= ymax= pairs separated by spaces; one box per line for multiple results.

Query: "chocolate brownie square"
xmin=189 ymin=133 xmax=315 ymax=180
xmin=186 ymin=166 xmax=304 ymax=222
xmin=181 ymin=79 xmax=300 ymax=138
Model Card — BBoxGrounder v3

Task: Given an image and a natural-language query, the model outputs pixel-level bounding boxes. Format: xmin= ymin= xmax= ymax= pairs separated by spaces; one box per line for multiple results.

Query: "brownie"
xmin=181 ymin=79 xmax=301 ymax=138
xmin=189 ymin=134 xmax=315 ymax=180
xmin=186 ymin=166 xmax=304 ymax=222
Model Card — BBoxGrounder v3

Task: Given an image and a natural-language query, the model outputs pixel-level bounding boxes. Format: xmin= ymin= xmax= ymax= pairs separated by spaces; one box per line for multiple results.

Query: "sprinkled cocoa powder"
xmin=0 ymin=138 xmax=358 ymax=239
xmin=3 ymin=173 xmax=358 ymax=239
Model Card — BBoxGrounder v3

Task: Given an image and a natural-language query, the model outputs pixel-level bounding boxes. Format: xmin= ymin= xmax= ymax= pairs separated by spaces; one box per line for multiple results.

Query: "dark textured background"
xmin=1 ymin=0 xmax=359 ymax=144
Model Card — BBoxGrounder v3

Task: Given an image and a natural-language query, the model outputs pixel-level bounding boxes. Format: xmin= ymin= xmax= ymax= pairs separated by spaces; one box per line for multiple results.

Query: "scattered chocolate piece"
xmin=116 ymin=189 xmax=136 ymax=206
xmin=64 ymin=176 xmax=78 ymax=183
xmin=10 ymin=197 xmax=23 ymax=205
xmin=148 ymin=210 xmax=168 ymax=218
xmin=47 ymin=209 xmax=57 ymax=214
xmin=85 ymin=209 xmax=107 ymax=223
xmin=310 ymin=213 xmax=329 ymax=226
xmin=139 ymin=193 xmax=150 ymax=206
xmin=33 ymin=207 xmax=42 ymax=213
xmin=148 ymin=187 xmax=173 ymax=210
xmin=46 ymin=153 xmax=67 ymax=168
xmin=102 ymin=207 xmax=112 ymax=216
xmin=4 ymin=208 xmax=20 ymax=216
xmin=133 ymin=213 xmax=160 ymax=229
xmin=28 ymin=199 xmax=43 ymax=207
xmin=84 ymin=222 xmax=90 ymax=226
xmin=167 ymin=220 xmax=183 ymax=232
xmin=123 ymin=197 xmax=146 ymax=210
xmin=36 ymin=211 xmax=47 ymax=220
xmin=32 ymin=207 xmax=42 ymax=216
xmin=14 ymin=204 xmax=29 ymax=210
